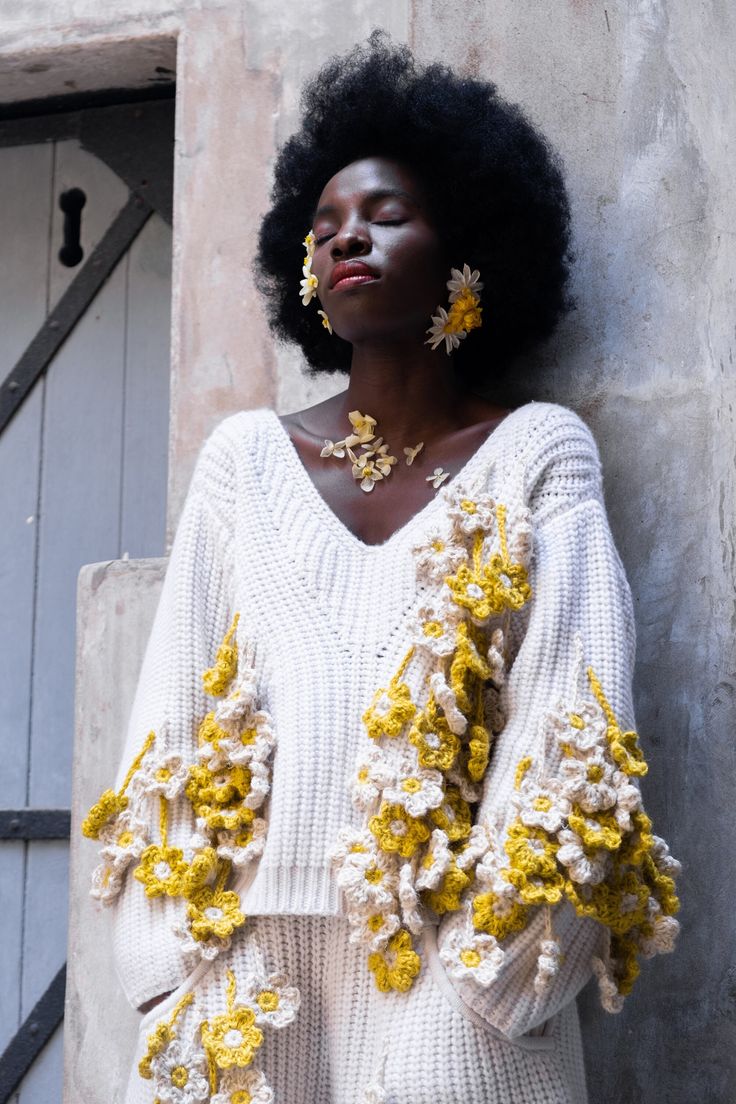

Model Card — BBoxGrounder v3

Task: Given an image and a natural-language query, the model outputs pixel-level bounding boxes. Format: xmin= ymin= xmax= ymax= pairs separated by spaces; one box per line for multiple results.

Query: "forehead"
xmin=315 ymin=156 xmax=426 ymax=209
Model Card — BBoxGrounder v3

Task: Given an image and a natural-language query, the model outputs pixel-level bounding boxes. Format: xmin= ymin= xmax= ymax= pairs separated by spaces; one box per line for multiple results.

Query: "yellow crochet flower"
xmin=446 ymin=556 xmax=530 ymax=620
xmin=186 ymin=885 xmax=245 ymax=941
xmin=363 ymin=682 xmax=416 ymax=740
xmin=565 ymin=864 xmax=651 ymax=936
xmin=408 ymin=703 xmax=461 ymax=773
xmin=503 ymin=820 xmax=566 ymax=905
xmin=587 ymin=666 xmax=648 ymax=777
xmin=202 ymin=613 xmax=240 ymax=697
xmin=422 ymin=858 xmax=471 ymax=915
xmin=134 ymin=843 xmax=189 ymax=898
xmin=369 ymin=802 xmax=430 ymax=859
xmin=81 ymin=789 xmax=128 ymax=839
xmin=186 ymin=763 xmax=254 ymax=831
xmin=466 ymin=722 xmax=492 ymax=783
xmin=429 ymin=787 xmax=472 ymax=842
xmin=368 ymin=928 xmax=421 ymax=993
xmin=472 ymin=889 xmax=529 ymax=941
xmin=567 ymin=806 xmax=624 ymax=852
xmin=202 ymin=1006 xmax=263 ymax=1070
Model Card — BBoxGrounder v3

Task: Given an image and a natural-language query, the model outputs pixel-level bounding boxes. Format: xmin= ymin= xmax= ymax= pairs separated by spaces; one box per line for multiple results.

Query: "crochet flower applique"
xmin=439 ymin=654 xmax=681 ymax=1012
xmin=82 ymin=612 xmax=277 ymax=967
xmin=330 ymin=483 xmax=534 ymax=993
xmin=138 ymin=967 xmax=298 ymax=1102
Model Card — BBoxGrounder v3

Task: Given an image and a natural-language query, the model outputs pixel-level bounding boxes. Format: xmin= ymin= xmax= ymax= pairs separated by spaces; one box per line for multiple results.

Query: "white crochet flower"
xmin=638 ymin=912 xmax=680 ymax=957
xmin=329 ymin=826 xmax=376 ymax=868
xmin=351 ymin=748 xmax=396 ymax=811
xmin=243 ymin=758 xmax=272 ymax=810
xmin=439 ymin=925 xmax=505 ymax=986
xmin=415 ymin=828 xmax=453 ymax=891
xmin=412 ymin=532 xmax=467 ymax=585
xmin=97 ymin=807 xmax=149 ymax=872
xmin=486 ymin=628 xmax=506 ymax=685
xmin=454 ymin=823 xmax=492 ymax=872
xmin=211 ymin=1066 xmax=274 ymax=1104
xmin=428 ymin=671 xmax=467 ymax=735
xmin=213 ymin=671 xmax=260 ymax=729
xmin=609 ymin=771 xmax=643 ymax=831
xmin=533 ymin=938 xmax=562 ymax=995
xmin=89 ymin=860 xmax=123 ymax=904
xmin=549 ymin=701 xmax=607 ymax=757
xmin=511 ymin=775 xmax=571 ymax=834
xmin=398 ymin=861 xmax=425 ymax=934
xmin=186 ymin=817 xmax=213 ymax=859
xmin=216 ymin=818 xmax=267 ymax=866
xmin=132 ymin=753 xmax=189 ymax=800
xmin=408 ymin=597 xmax=463 ymax=659
xmin=202 ymin=712 xmax=276 ymax=771
xmin=347 ymin=905 xmax=401 ymax=951
xmin=649 ymin=834 xmax=682 ymax=877
xmin=241 ymin=971 xmax=300 ymax=1028
xmin=591 ymin=954 xmax=625 ymax=1013
xmin=383 ymin=765 xmax=445 ymax=818
xmin=150 ymin=1039 xmax=209 ymax=1104
xmin=444 ymin=765 xmax=482 ymax=804
xmin=556 ymin=828 xmax=610 ymax=885
xmin=172 ymin=920 xmax=231 ymax=962
xmin=333 ymin=842 xmax=399 ymax=913
xmin=559 ymin=749 xmax=618 ymax=814
xmin=445 ymin=491 xmax=496 ymax=537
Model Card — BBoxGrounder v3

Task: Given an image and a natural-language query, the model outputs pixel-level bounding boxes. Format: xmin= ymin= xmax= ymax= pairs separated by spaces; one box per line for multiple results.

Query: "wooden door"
xmin=0 ymin=95 xmax=173 ymax=1103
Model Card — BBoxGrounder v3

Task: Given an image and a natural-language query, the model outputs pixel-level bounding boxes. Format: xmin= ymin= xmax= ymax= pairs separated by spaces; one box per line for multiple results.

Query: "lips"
xmin=329 ymin=261 xmax=379 ymax=290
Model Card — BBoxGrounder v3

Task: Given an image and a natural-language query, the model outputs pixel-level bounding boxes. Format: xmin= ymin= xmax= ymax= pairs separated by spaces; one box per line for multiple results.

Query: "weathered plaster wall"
xmin=2 ymin=1 xmax=731 ymax=1101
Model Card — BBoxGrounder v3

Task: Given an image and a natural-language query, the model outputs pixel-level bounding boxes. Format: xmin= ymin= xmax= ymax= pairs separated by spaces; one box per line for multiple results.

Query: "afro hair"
xmin=255 ymin=31 xmax=575 ymax=384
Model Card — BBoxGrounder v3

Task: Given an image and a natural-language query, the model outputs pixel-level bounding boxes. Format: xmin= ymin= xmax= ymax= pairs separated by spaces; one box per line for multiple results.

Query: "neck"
xmin=339 ymin=338 xmax=467 ymax=441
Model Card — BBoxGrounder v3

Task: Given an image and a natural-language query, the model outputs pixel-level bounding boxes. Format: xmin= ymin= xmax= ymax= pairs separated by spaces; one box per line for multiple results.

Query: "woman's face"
xmin=310 ymin=156 xmax=447 ymax=346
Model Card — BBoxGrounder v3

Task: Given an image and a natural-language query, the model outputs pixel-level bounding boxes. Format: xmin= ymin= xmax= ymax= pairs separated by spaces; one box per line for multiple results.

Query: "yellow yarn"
xmin=367 ymin=929 xmax=421 ymax=993
xmin=362 ymin=647 xmax=417 ymax=740
xmin=138 ymin=991 xmax=194 ymax=1079
xmin=202 ymin=613 xmax=240 ymax=697
xmin=514 ymin=756 xmax=533 ymax=791
xmin=81 ymin=729 xmax=156 ymax=838
xmin=587 ymin=666 xmax=648 ymax=777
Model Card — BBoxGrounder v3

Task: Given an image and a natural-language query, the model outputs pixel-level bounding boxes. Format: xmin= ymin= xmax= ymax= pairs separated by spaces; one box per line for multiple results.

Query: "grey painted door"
xmin=0 ymin=129 xmax=172 ymax=1102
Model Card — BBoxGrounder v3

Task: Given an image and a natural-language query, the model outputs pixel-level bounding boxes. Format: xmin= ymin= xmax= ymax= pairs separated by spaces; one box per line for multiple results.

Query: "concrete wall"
xmin=2 ymin=1 xmax=731 ymax=1101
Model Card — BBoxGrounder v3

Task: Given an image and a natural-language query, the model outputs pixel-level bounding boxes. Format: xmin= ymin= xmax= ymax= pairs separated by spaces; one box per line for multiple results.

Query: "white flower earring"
xmin=299 ymin=229 xmax=332 ymax=332
xmin=425 ymin=264 xmax=483 ymax=354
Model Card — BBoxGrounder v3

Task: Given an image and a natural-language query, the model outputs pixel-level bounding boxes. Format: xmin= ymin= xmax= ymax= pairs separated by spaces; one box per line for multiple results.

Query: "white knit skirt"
xmin=125 ymin=915 xmax=589 ymax=1104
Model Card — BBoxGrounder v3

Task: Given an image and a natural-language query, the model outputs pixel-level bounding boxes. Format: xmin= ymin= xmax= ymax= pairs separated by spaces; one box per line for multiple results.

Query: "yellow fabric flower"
xmin=202 ymin=613 xmax=240 ymax=697
xmin=134 ymin=844 xmax=189 ymax=898
xmin=81 ymin=789 xmax=128 ymax=839
xmin=429 ymin=787 xmax=472 ymax=842
xmin=422 ymin=858 xmax=471 ymax=915
xmin=472 ymin=889 xmax=529 ymax=941
xmin=186 ymin=885 xmax=245 ymax=941
xmin=202 ymin=1006 xmax=263 ymax=1070
xmin=369 ymin=802 xmax=430 ymax=859
xmin=363 ymin=681 xmax=416 ymax=740
xmin=367 ymin=928 xmax=421 ymax=993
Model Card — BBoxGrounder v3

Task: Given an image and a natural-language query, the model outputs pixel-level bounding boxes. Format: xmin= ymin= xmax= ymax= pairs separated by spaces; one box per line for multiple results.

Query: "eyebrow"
xmin=312 ymin=187 xmax=420 ymax=221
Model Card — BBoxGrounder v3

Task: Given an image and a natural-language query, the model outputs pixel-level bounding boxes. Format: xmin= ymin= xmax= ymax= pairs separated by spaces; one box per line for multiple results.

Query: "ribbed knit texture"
xmin=106 ymin=400 xmax=651 ymax=1102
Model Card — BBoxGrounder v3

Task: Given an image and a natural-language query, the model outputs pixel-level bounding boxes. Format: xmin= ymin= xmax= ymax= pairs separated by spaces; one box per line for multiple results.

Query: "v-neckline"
xmin=265 ymin=406 xmax=519 ymax=555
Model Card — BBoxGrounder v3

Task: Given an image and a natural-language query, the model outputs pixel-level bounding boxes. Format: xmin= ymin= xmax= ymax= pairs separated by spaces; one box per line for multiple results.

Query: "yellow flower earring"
xmin=425 ymin=265 xmax=483 ymax=354
xmin=299 ymin=229 xmax=332 ymax=333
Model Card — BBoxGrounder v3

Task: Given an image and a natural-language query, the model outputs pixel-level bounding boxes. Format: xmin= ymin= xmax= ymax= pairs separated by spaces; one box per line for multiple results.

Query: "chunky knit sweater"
xmin=82 ymin=401 xmax=680 ymax=1102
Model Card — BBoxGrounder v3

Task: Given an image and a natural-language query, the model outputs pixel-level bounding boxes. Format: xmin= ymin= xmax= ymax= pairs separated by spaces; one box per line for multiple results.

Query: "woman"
xmin=82 ymin=33 xmax=681 ymax=1104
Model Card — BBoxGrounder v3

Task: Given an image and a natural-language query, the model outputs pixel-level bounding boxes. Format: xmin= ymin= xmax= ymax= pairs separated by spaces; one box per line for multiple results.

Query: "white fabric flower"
xmin=211 ymin=1066 xmax=274 ymax=1104
xmin=549 ymin=702 xmax=608 ymax=757
xmin=347 ymin=904 xmax=401 ymax=951
xmin=150 ymin=1039 xmax=209 ymax=1104
xmin=241 ymin=971 xmax=301 ymax=1028
xmin=559 ymin=749 xmax=618 ymax=813
xmin=511 ymin=775 xmax=572 ymax=833
xmin=383 ymin=765 xmax=444 ymax=818
xmin=408 ymin=597 xmax=463 ymax=659
xmin=412 ymin=532 xmax=467 ymax=585
xmin=132 ymin=753 xmax=189 ymax=800
xmin=415 ymin=828 xmax=453 ymax=891
xmin=556 ymin=828 xmax=610 ymax=885
xmin=445 ymin=492 xmax=496 ymax=537
xmin=351 ymin=748 xmax=396 ymax=810
xmin=89 ymin=860 xmax=123 ymax=904
xmin=439 ymin=925 xmax=505 ymax=986
xmin=216 ymin=818 xmax=267 ymax=866
xmin=332 ymin=839 xmax=399 ymax=912
xmin=98 ymin=807 xmax=149 ymax=872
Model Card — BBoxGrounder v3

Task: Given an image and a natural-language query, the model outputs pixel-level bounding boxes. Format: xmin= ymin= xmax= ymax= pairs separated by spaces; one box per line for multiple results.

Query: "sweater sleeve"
xmin=82 ymin=423 xmax=239 ymax=1011
xmin=435 ymin=417 xmax=680 ymax=1038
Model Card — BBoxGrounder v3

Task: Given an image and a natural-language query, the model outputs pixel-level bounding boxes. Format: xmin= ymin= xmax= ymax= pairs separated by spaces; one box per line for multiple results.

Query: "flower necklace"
xmin=320 ymin=410 xmax=450 ymax=493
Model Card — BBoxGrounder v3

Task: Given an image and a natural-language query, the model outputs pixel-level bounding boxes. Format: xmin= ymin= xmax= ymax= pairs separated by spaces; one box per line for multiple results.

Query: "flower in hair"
xmin=300 ymin=230 xmax=319 ymax=306
xmin=426 ymin=264 xmax=484 ymax=354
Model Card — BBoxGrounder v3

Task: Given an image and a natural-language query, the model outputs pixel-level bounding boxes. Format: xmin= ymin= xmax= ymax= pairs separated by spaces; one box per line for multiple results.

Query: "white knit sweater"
xmin=83 ymin=401 xmax=680 ymax=1099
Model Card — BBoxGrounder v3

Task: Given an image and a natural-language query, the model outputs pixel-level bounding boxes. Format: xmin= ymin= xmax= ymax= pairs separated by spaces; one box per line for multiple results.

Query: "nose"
xmin=330 ymin=216 xmax=371 ymax=259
